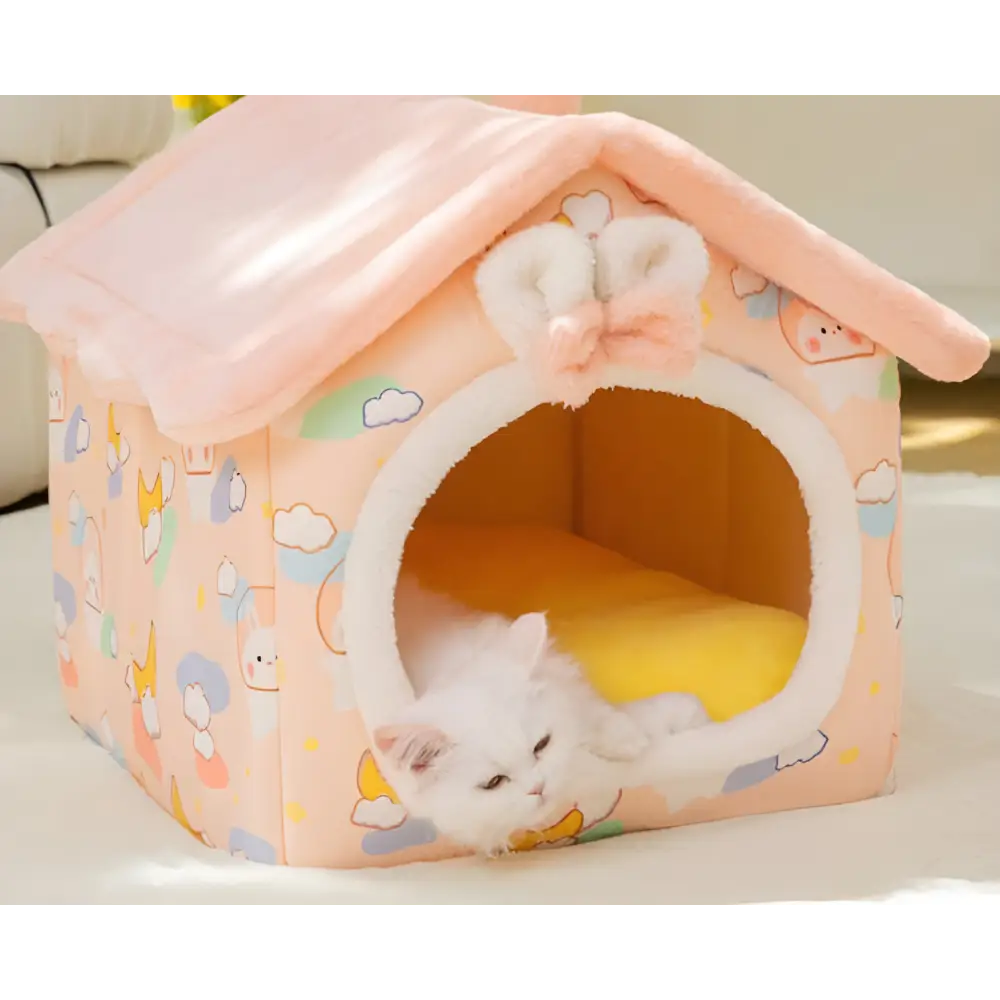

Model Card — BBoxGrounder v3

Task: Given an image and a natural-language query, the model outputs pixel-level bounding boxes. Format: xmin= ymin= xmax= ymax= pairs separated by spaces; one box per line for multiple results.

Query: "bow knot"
xmin=476 ymin=215 xmax=710 ymax=408
xmin=543 ymin=287 xmax=703 ymax=408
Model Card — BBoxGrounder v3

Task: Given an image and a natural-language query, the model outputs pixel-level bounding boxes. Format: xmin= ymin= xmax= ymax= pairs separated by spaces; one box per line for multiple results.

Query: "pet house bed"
xmin=0 ymin=95 xmax=987 ymax=869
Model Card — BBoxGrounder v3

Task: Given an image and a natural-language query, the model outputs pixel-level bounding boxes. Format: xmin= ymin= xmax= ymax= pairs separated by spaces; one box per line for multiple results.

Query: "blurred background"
xmin=1 ymin=95 xmax=997 ymax=517
xmin=583 ymin=97 xmax=1000 ymax=476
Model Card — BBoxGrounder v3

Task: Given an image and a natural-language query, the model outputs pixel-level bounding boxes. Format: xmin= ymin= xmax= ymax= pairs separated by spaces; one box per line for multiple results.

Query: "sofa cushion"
xmin=0 ymin=162 xmax=132 ymax=508
xmin=0 ymin=96 xmax=173 ymax=169
xmin=0 ymin=167 xmax=46 ymax=260
xmin=32 ymin=163 xmax=131 ymax=225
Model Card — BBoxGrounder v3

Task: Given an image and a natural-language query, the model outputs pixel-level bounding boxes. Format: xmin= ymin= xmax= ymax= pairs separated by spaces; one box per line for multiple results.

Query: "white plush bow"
xmin=475 ymin=215 xmax=710 ymax=407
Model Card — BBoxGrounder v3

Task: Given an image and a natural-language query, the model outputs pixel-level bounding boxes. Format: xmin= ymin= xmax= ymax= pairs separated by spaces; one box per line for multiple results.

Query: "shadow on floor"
xmin=0 ymin=489 xmax=47 ymax=518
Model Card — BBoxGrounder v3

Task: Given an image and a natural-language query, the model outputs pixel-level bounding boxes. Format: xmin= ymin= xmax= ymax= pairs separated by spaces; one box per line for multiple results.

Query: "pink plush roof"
xmin=0 ymin=95 xmax=989 ymax=443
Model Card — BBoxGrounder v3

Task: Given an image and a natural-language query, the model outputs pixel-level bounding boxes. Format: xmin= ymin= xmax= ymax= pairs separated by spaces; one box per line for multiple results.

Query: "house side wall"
xmin=47 ymin=357 xmax=284 ymax=863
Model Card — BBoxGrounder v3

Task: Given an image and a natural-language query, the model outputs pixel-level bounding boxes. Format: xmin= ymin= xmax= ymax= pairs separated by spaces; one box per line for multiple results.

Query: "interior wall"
xmin=420 ymin=390 xmax=811 ymax=616
xmin=724 ymin=415 xmax=812 ymax=617
xmin=576 ymin=390 xmax=810 ymax=615
xmin=420 ymin=404 xmax=575 ymax=529
xmin=576 ymin=391 xmax=731 ymax=591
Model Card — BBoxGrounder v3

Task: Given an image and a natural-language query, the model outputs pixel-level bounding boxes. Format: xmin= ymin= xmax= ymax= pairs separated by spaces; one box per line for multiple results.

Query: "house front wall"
xmin=265 ymin=167 xmax=903 ymax=868
xmin=46 ymin=166 xmax=903 ymax=868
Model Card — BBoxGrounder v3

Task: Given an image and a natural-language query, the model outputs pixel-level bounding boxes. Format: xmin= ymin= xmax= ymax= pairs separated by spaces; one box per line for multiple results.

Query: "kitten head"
xmin=374 ymin=612 xmax=584 ymax=855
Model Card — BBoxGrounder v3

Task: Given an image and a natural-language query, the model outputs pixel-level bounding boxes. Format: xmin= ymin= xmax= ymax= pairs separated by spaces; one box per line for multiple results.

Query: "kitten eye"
xmin=533 ymin=734 xmax=551 ymax=756
xmin=256 ymin=655 xmax=262 ymax=662
xmin=480 ymin=774 xmax=509 ymax=791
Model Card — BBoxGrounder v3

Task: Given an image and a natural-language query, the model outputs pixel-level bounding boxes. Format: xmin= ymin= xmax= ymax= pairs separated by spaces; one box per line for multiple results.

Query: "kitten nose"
xmin=530 ymin=783 xmax=545 ymax=797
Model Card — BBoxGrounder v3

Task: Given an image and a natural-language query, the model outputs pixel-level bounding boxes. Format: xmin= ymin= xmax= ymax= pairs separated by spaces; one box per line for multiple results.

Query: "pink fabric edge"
xmin=491 ymin=96 xmax=583 ymax=115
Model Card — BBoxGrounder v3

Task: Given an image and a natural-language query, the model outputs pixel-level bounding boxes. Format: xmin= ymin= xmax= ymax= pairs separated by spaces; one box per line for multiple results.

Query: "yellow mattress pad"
xmin=403 ymin=523 xmax=807 ymax=722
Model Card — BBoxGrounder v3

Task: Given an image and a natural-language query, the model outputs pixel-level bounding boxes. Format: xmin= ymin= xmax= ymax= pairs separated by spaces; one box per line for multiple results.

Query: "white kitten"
xmin=375 ymin=576 xmax=707 ymax=857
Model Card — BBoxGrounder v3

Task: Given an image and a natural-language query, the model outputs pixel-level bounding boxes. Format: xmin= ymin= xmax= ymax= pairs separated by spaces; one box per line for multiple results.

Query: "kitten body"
xmin=374 ymin=575 xmax=708 ymax=856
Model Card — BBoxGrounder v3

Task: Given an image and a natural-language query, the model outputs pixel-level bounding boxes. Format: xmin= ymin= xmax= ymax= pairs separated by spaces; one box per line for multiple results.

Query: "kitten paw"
xmin=590 ymin=710 xmax=650 ymax=762
xmin=628 ymin=693 xmax=711 ymax=738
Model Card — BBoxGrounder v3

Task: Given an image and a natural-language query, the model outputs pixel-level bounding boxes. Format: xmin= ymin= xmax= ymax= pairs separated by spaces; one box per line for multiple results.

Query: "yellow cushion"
xmin=403 ymin=523 xmax=807 ymax=722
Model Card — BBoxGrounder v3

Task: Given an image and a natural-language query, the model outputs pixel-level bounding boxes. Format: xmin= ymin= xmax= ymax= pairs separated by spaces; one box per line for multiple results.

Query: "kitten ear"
xmin=507 ymin=612 xmax=549 ymax=670
xmin=373 ymin=724 xmax=453 ymax=777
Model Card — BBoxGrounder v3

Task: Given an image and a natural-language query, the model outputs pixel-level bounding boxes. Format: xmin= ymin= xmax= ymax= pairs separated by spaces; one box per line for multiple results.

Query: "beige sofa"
xmin=0 ymin=96 xmax=173 ymax=508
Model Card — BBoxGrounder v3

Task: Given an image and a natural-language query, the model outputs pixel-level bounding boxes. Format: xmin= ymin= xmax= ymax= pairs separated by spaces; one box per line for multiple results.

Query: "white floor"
xmin=3 ymin=474 xmax=1000 ymax=903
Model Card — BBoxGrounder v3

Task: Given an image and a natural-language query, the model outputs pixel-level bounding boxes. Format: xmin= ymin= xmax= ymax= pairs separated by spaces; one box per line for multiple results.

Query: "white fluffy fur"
xmin=375 ymin=576 xmax=706 ymax=855
xmin=594 ymin=216 xmax=710 ymax=302
xmin=474 ymin=222 xmax=596 ymax=360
